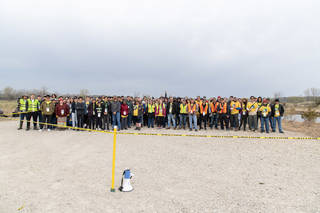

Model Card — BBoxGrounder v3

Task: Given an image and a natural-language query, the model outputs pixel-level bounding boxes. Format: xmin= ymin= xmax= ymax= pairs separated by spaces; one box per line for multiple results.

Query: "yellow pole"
xmin=110 ymin=126 xmax=117 ymax=192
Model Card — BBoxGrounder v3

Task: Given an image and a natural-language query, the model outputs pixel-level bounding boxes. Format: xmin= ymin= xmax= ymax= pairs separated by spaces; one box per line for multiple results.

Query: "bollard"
xmin=110 ymin=126 xmax=117 ymax=192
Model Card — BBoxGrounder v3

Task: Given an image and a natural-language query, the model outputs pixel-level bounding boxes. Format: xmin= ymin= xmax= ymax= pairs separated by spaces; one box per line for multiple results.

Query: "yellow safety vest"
xmin=27 ymin=99 xmax=39 ymax=112
xmin=148 ymin=104 xmax=155 ymax=113
xmin=180 ymin=104 xmax=187 ymax=114
xmin=19 ymin=99 xmax=27 ymax=111
xmin=133 ymin=105 xmax=139 ymax=116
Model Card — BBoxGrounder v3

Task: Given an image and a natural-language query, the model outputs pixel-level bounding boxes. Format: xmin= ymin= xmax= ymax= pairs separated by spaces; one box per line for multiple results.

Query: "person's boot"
xmin=18 ymin=121 xmax=23 ymax=130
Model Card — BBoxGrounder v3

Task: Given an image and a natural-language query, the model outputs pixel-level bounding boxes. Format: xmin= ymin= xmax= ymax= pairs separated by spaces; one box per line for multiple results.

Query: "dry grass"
xmin=0 ymin=100 xmax=16 ymax=115
xmin=283 ymin=120 xmax=320 ymax=137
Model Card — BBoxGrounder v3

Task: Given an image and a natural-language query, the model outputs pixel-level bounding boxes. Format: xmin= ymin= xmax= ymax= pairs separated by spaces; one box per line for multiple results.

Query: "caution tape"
xmin=1 ymin=113 xmax=320 ymax=140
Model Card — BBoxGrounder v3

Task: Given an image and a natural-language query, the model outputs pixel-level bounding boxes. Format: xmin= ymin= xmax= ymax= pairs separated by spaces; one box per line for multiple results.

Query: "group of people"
xmin=16 ymin=94 xmax=285 ymax=133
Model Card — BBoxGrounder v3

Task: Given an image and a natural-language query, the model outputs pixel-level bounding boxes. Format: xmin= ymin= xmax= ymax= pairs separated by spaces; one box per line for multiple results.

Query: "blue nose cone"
xmin=124 ymin=169 xmax=131 ymax=179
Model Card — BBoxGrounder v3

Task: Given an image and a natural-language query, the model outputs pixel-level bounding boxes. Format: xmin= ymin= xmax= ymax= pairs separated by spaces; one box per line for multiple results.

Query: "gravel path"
xmin=0 ymin=120 xmax=319 ymax=213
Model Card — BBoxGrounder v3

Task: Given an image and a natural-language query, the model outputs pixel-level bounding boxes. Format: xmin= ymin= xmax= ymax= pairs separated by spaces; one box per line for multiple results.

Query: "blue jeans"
xmin=112 ymin=112 xmax=121 ymax=130
xmin=20 ymin=112 xmax=27 ymax=121
xmin=148 ymin=115 xmax=154 ymax=128
xmin=179 ymin=114 xmax=187 ymax=128
xmin=127 ymin=113 xmax=132 ymax=128
xmin=273 ymin=116 xmax=283 ymax=132
xmin=167 ymin=113 xmax=176 ymax=128
xmin=189 ymin=114 xmax=198 ymax=130
xmin=260 ymin=116 xmax=270 ymax=132
xmin=209 ymin=113 xmax=217 ymax=128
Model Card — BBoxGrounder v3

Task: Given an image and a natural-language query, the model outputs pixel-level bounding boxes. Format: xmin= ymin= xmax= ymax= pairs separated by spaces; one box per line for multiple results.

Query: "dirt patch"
xmin=0 ymin=120 xmax=319 ymax=213
xmin=283 ymin=120 xmax=320 ymax=137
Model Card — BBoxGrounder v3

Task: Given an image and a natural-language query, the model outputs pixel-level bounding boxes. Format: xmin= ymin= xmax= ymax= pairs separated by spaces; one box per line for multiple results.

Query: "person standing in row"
xmin=188 ymin=99 xmax=198 ymax=131
xmin=71 ymin=97 xmax=78 ymax=129
xmin=40 ymin=95 xmax=55 ymax=131
xmin=76 ymin=97 xmax=86 ymax=129
xmin=94 ymin=100 xmax=104 ymax=130
xmin=217 ymin=98 xmax=228 ymax=130
xmin=271 ymin=99 xmax=285 ymax=133
xmin=155 ymin=99 xmax=166 ymax=128
xmin=111 ymin=96 xmax=121 ymax=130
xmin=26 ymin=94 xmax=40 ymax=130
xmin=230 ymin=97 xmax=241 ymax=131
xmin=17 ymin=95 xmax=29 ymax=130
xmin=55 ymin=97 xmax=70 ymax=130
xmin=259 ymin=99 xmax=271 ymax=133
xmin=120 ymin=99 xmax=129 ymax=130
xmin=247 ymin=96 xmax=258 ymax=131
xmin=199 ymin=99 xmax=209 ymax=130
xmin=179 ymin=99 xmax=188 ymax=129
xmin=167 ymin=97 xmax=177 ymax=129
xmin=147 ymin=99 xmax=155 ymax=128
xmin=87 ymin=98 xmax=96 ymax=130
xmin=239 ymin=98 xmax=248 ymax=131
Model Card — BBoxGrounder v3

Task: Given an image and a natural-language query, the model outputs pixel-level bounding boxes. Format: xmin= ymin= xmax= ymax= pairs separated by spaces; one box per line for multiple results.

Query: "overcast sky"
xmin=0 ymin=0 xmax=319 ymax=97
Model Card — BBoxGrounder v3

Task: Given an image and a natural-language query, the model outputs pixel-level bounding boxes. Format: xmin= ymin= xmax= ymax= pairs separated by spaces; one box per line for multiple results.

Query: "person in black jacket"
xmin=76 ymin=97 xmax=86 ymax=129
xmin=166 ymin=97 xmax=177 ymax=129
xmin=87 ymin=98 xmax=96 ymax=130
xmin=95 ymin=99 xmax=105 ymax=130
xmin=271 ymin=99 xmax=285 ymax=133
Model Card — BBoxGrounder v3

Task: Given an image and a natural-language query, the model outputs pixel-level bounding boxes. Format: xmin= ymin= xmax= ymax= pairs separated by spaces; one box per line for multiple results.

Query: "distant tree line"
xmin=1 ymin=86 xmax=319 ymax=105
xmin=0 ymin=86 xmax=91 ymax=100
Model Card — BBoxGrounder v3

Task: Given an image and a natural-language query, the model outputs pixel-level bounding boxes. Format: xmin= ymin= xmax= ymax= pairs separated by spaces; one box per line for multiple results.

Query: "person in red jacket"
xmin=120 ymin=99 xmax=129 ymax=130
xmin=55 ymin=98 xmax=70 ymax=130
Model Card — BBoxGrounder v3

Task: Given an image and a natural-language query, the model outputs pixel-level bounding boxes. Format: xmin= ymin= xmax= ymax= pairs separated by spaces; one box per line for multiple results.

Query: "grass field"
xmin=0 ymin=100 xmax=16 ymax=114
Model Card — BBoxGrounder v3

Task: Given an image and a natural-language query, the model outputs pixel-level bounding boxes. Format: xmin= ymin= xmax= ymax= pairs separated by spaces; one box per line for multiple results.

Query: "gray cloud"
xmin=0 ymin=0 xmax=319 ymax=97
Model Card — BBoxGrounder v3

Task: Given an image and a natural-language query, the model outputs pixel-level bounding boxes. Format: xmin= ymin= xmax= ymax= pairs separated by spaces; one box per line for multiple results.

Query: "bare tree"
xmin=273 ymin=91 xmax=282 ymax=99
xmin=39 ymin=86 xmax=49 ymax=96
xmin=79 ymin=89 xmax=89 ymax=97
xmin=310 ymin=88 xmax=320 ymax=102
xmin=2 ymin=87 xmax=16 ymax=100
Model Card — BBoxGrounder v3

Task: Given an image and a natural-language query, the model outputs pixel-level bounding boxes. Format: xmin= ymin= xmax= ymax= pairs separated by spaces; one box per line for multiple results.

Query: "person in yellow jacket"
xmin=179 ymin=99 xmax=188 ymax=129
xmin=147 ymin=99 xmax=155 ymax=128
xmin=17 ymin=95 xmax=29 ymax=130
xmin=247 ymin=96 xmax=258 ymax=131
xmin=230 ymin=97 xmax=241 ymax=131
xmin=259 ymin=99 xmax=271 ymax=133
xmin=26 ymin=94 xmax=40 ymax=130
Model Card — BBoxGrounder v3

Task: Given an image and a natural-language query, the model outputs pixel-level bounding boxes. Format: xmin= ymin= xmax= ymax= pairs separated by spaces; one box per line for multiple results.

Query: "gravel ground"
xmin=0 ymin=120 xmax=319 ymax=213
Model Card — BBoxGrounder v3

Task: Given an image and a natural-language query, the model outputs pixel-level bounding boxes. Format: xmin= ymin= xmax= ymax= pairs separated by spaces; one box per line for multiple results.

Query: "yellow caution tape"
xmin=1 ymin=114 xmax=319 ymax=140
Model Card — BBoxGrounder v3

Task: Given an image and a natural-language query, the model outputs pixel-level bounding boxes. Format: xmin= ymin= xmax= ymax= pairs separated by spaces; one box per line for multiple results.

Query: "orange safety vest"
xmin=200 ymin=103 xmax=208 ymax=115
xmin=188 ymin=103 xmax=197 ymax=113
xmin=210 ymin=102 xmax=218 ymax=113
xmin=218 ymin=102 xmax=227 ymax=114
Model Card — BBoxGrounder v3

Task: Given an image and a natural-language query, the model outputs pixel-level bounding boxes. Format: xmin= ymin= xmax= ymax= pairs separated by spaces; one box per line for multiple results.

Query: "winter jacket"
xmin=111 ymin=101 xmax=121 ymax=113
xmin=55 ymin=103 xmax=70 ymax=117
xmin=94 ymin=104 xmax=105 ymax=118
xmin=271 ymin=104 xmax=285 ymax=117
xmin=120 ymin=103 xmax=129 ymax=117
xmin=127 ymin=101 xmax=133 ymax=114
xmin=87 ymin=102 xmax=95 ymax=116
xmin=40 ymin=101 xmax=55 ymax=115
xmin=76 ymin=102 xmax=86 ymax=115
xmin=166 ymin=102 xmax=178 ymax=115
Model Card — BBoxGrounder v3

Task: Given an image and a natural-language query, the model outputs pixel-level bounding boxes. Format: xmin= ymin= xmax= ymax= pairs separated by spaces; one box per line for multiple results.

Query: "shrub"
xmin=301 ymin=107 xmax=318 ymax=123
